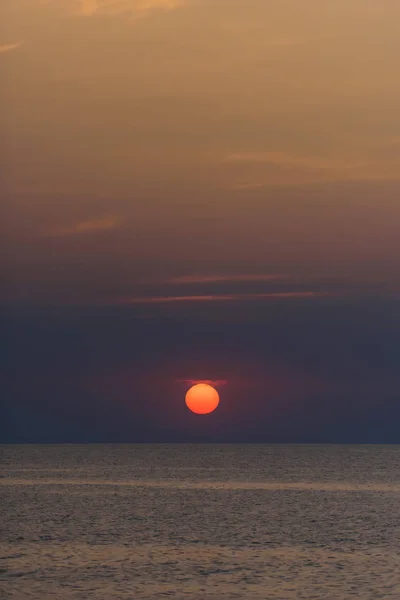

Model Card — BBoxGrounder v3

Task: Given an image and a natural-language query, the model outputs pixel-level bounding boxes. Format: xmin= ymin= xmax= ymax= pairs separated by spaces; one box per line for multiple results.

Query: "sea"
xmin=1 ymin=444 xmax=399 ymax=599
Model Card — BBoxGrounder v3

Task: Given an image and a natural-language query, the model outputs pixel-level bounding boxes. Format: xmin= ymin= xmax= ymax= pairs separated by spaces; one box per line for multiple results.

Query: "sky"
xmin=1 ymin=0 xmax=400 ymax=442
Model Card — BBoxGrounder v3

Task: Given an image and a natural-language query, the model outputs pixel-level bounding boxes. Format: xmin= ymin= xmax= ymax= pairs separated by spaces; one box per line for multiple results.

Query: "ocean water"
xmin=1 ymin=444 xmax=399 ymax=599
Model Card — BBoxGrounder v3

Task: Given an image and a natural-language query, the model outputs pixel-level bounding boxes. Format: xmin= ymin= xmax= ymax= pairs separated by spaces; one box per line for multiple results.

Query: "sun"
xmin=185 ymin=383 xmax=220 ymax=415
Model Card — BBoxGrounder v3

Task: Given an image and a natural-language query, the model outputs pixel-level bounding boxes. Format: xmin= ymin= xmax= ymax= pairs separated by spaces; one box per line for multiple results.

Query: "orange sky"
xmin=2 ymin=0 xmax=400 ymax=306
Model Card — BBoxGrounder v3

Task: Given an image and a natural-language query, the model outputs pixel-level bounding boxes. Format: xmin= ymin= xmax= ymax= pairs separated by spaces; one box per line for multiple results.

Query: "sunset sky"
xmin=2 ymin=1 xmax=400 ymax=442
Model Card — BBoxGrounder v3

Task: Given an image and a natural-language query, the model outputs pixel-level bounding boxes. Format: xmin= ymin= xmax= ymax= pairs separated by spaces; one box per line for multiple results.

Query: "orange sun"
xmin=185 ymin=383 xmax=220 ymax=415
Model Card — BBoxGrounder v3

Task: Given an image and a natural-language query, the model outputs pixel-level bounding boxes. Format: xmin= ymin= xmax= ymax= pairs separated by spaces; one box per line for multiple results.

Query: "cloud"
xmin=177 ymin=379 xmax=228 ymax=387
xmin=166 ymin=274 xmax=288 ymax=285
xmin=224 ymin=150 xmax=400 ymax=187
xmin=233 ymin=182 xmax=270 ymax=190
xmin=224 ymin=151 xmax=363 ymax=171
xmin=113 ymin=292 xmax=328 ymax=304
xmin=0 ymin=42 xmax=23 ymax=54
xmin=79 ymin=0 xmax=98 ymax=16
xmin=47 ymin=215 xmax=121 ymax=236
xmin=78 ymin=0 xmax=184 ymax=17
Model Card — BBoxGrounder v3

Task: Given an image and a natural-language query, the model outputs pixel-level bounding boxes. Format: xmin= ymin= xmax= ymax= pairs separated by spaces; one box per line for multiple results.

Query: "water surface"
xmin=1 ymin=444 xmax=399 ymax=599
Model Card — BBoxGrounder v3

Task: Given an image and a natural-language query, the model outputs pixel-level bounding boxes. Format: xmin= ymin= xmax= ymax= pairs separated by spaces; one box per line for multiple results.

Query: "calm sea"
xmin=1 ymin=444 xmax=399 ymax=599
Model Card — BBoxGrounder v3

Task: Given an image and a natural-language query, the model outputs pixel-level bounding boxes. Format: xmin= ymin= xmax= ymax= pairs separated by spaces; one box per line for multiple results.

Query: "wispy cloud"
xmin=47 ymin=215 xmax=121 ymax=237
xmin=233 ymin=182 xmax=270 ymax=190
xmin=225 ymin=150 xmax=400 ymax=187
xmin=166 ymin=274 xmax=288 ymax=285
xmin=113 ymin=292 xmax=328 ymax=305
xmin=0 ymin=41 xmax=23 ymax=54
xmin=78 ymin=0 xmax=184 ymax=17
xmin=177 ymin=379 xmax=228 ymax=387
xmin=224 ymin=151 xmax=363 ymax=171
